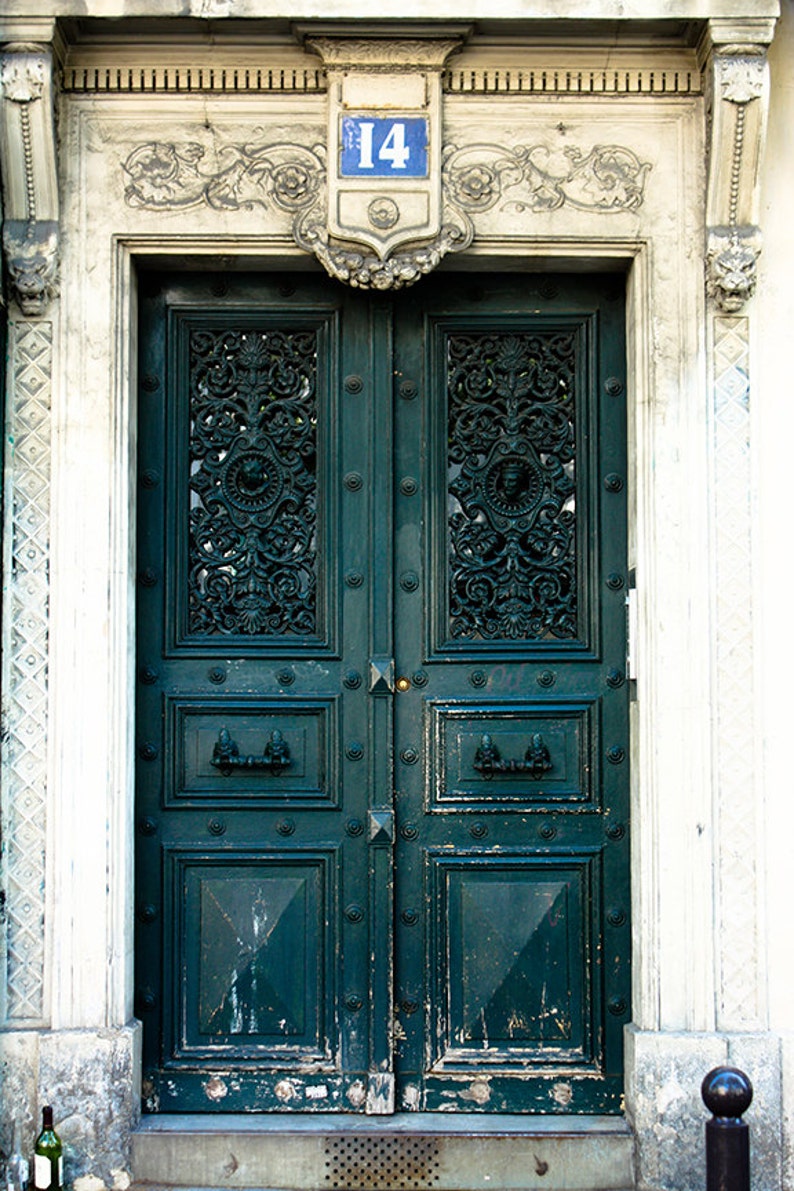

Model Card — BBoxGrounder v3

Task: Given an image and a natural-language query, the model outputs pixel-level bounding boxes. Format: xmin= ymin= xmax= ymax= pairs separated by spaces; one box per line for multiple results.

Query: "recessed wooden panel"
xmin=168 ymin=697 xmax=337 ymax=806
xmin=169 ymin=850 xmax=335 ymax=1064
xmin=427 ymin=700 xmax=598 ymax=811
xmin=428 ymin=854 xmax=597 ymax=1071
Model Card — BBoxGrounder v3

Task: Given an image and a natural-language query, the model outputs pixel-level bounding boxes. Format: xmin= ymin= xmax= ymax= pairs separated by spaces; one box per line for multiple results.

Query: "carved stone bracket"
xmin=0 ymin=43 xmax=60 ymax=314
xmin=706 ymin=228 xmax=761 ymax=313
xmin=700 ymin=19 xmax=775 ymax=312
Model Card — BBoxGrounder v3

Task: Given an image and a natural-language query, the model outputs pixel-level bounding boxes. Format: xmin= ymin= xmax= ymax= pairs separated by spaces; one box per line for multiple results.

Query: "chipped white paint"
xmin=305 ymin=1084 xmax=329 ymax=1100
xmin=274 ymin=1079 xmax=297 ymax=1103
xmin=551 ymin=1081 xmax=573 ymax=1107
xmin=346 ymin=1080 xmax=366 ymax=1108
xmin=203 ymin=1076 xmax=229 ymax=1101
xmin=460 ymin=1079 xmax=492 ymax=1105
xmin=366 ymin=1072 xmax=395 ymax=1114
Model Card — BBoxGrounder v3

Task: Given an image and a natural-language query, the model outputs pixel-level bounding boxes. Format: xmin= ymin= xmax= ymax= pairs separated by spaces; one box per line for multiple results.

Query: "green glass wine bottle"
xmin=32 ymin=1108 xmax=62 ymax=1191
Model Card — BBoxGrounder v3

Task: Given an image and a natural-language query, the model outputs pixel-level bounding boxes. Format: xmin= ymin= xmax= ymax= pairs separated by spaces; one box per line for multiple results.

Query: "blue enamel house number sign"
xmin=341 ymin=116 xmax=429 ymax=178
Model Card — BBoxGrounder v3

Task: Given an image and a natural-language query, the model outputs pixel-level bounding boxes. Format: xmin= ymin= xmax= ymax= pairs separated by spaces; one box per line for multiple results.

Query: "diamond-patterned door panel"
xmin=429 ymin=857 xmax=593 ymax=1067
xmin=176 ymin=855 xmax=333 ymax=1056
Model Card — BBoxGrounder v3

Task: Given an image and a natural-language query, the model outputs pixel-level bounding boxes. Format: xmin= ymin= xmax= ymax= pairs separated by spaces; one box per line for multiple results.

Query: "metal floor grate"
xmin=324 ymin=1136 xmax=441 ymax=1190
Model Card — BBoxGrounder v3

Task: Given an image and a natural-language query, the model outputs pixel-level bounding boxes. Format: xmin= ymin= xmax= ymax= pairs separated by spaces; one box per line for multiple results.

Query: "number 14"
xmin=357 ymin=122 xmax=411 ymax=170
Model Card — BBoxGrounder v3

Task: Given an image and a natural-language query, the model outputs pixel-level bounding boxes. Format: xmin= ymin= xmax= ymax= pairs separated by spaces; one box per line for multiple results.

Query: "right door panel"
xmin=392 ymin=274 xmax=630 ymax=1114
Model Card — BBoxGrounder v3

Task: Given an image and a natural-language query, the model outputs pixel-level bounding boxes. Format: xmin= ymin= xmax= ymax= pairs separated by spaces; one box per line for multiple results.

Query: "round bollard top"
xmin=701 ymin=1067 xmax=753 ymax=1119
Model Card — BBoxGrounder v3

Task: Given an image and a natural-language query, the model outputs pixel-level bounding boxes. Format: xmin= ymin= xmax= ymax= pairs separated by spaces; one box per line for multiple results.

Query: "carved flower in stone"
xmin=450 ymin=164 xmax=499 ymax=210
xmin=271 ymin=163 xmax=315 ymax=208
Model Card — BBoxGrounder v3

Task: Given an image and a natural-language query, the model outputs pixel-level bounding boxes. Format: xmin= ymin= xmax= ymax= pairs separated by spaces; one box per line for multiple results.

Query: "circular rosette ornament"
xmin=451 ymin=438 xmax=549 ymax=532
xmin=446 ymin=161 xmax=501 ymax=211
xmin=218 ymin=437 xmax=290 ymax=526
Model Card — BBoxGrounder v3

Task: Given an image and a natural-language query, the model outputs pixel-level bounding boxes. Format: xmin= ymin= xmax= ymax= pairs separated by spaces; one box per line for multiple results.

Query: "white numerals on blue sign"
xmin=341 ymin=116 xmax=429 ymax=179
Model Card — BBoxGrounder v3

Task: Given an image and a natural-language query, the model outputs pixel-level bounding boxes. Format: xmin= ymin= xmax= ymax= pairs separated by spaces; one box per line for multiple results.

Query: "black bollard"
xmin=701 ymin=1066 xmax=753 ymax=1191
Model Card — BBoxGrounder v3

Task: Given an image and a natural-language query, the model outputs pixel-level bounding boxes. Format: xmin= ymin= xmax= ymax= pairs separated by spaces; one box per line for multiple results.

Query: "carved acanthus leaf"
xmin=716 ymin=53 xmax=766 ymax=103
xmin=1 ymin=53 xmax=45 ymax=102
xmin=294 ymin=209 xmax=472 ymax=291
xmin=444 ymin=142 xmax=652 ymax=215
xmin=122 ymin=140 xmax=326 ymax=213
xmin=0 ymin=46 xmax=59 ymax=312
xmin=306 ymin=36 xmax=463 ymax=70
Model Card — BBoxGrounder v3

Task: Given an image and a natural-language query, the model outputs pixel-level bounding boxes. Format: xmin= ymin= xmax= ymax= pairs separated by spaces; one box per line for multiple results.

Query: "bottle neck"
xmin=42 ymin=1108 xmax=53 ymax=1130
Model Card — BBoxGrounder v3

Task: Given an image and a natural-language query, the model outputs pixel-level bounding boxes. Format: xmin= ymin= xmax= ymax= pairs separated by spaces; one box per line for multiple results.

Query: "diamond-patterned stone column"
xmin=701 ymin=16 xmax=774 ymax=1034
xmin=711 ymin=314 xmax=763 ymax=1030
xmin=1 ymin=320 xmax=52 ymax=1025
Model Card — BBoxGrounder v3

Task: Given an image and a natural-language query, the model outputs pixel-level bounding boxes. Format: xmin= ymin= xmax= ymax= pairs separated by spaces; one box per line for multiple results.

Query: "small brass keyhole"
xmin=395 ymin=677 xmax=411 ymax=692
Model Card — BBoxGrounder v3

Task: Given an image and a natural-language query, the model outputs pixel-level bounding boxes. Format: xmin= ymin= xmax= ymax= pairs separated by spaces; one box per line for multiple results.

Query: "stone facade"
xmin=0 ymin=2 xmax=792 ymax=1190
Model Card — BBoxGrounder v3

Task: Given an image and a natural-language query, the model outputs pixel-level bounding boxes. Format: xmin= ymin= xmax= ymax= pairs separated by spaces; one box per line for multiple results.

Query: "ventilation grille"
xmin=324 ymin=1136 xmax=441 ymax=1190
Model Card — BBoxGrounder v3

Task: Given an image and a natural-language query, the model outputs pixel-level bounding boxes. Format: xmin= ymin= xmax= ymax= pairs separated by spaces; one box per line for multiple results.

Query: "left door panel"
xmin=135 ymin=273 xmax=390 ymax=1113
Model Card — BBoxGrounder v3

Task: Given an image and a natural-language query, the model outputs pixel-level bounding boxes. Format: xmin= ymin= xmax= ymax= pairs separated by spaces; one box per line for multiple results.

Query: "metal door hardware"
xmin=210 ymin=727 xmax=291 ymax=775
xmin=472 ymin=732 xmax=553 ymax=778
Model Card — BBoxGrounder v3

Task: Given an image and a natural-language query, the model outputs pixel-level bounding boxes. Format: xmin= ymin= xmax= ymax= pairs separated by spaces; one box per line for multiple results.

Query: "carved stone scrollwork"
xmin=121 ymin=134 xmax=651 ymax=290
xmin=0 ymin=45 xmax=60 ymax=314
xmin=444 ymin=141 xmax=651 ymax=216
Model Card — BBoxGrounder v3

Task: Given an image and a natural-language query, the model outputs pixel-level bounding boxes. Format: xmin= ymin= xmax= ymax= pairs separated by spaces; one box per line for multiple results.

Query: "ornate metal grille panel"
xmin=187 ymin=326 xmax=319 ymax=637
xmin=446 ymin=330 xmax=578 ymax=641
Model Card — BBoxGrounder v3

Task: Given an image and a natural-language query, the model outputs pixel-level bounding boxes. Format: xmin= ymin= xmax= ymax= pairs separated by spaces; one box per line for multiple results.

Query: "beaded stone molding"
xmin=0 ymin=46 xmax=60 ymax=314
xmin=703 ymin=30 xmax=771 ymax=311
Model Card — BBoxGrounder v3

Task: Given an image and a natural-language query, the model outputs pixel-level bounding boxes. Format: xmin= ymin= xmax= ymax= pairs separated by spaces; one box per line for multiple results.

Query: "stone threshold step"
xmin=132 ymin=1114 xmax=635 ymax=1191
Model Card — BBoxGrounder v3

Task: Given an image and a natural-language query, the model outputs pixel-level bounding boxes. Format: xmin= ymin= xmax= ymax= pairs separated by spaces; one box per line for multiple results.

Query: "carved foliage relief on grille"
xmin=446 ymin=331 xmax=578 ymax=641
xmin=188 ymin=327 xmax=319 ymax=637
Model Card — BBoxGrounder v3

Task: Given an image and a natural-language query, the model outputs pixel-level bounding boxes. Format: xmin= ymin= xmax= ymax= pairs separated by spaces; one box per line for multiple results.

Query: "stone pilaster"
xmin=0 ymin=41 xmax=59 ymax=313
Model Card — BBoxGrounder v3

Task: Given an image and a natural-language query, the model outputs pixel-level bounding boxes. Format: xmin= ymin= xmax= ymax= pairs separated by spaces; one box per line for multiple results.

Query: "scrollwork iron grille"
xmin=446 ymin=330 xmax=578 ymax=641
xmin=187 ymin=326 xmax=319 ymax=637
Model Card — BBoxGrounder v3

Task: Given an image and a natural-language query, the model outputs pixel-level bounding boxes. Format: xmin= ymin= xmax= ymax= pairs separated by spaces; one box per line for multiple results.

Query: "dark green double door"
xmin=135 ymin=271 xmax=630 ymax=1115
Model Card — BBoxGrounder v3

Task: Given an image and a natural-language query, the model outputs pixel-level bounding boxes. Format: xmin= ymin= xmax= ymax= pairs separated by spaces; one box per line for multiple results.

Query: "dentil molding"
xmin=0 ymin=43 xmax=59 ymax=314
